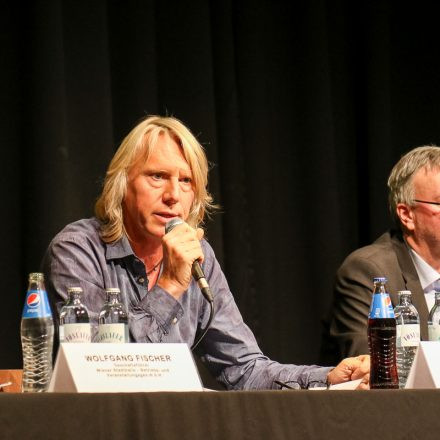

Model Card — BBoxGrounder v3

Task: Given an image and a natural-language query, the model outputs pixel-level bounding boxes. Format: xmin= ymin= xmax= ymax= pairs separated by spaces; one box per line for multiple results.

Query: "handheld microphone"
xmin=165 ymin=218 xmax=214 ymax=303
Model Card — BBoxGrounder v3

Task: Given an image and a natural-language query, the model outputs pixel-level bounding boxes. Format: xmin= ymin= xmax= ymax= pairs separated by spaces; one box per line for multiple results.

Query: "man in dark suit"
xmin=322 ymin=145 xmax=440 ymax=364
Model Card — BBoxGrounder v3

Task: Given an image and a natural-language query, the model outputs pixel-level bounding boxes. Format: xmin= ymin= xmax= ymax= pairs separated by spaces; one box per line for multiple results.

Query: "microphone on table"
xmin=165 ymin=218 xmax=214 ymax=303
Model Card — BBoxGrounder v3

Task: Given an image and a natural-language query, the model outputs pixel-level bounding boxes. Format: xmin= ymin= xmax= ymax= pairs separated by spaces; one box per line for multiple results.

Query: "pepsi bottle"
xmin=97 ymin=288 xmax=129 ymax=343
xmin=368 ymin=277 xmax=399 ymax=389
xmin=21 ymin=273 xmax=54 ymax=392
xmin=59 ymin=287 xmax=91 ymax=343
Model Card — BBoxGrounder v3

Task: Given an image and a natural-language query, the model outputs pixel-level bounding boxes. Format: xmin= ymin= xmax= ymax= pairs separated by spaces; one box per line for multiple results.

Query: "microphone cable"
xmin=191 ymin=299 xmax=214 ymax=351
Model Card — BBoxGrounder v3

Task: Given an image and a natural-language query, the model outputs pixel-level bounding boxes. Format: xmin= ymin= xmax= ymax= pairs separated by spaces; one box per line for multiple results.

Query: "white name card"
xmin=405 ymin=341 xmax=440 ymax=389
xmin=48 ymin=343 xmax=203 ymax=392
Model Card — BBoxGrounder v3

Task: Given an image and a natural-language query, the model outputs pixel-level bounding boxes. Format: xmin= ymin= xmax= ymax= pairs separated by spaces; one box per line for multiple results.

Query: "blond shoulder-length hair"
xmin=95 ymin=115 xmax=215 ymax=243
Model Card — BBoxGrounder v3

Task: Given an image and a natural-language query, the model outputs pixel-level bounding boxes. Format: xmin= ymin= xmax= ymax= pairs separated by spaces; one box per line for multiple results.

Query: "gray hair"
xmin=388 ymin=145 xmax=440 ymax=226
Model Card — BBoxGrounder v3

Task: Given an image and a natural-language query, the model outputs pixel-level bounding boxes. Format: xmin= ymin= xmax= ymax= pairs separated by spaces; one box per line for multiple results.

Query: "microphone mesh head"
xmin=165 ymin=217 xmax=183 ymax=234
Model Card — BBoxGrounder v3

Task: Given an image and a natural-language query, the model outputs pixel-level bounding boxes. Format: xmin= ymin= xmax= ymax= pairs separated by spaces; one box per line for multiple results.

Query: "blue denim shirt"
xmin=43 ymin=218 xmax=331 ymax=390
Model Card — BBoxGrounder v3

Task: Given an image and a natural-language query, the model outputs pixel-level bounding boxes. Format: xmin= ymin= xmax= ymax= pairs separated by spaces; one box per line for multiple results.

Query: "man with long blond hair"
xmin=44 ymin=115 xmax=369 ymax=390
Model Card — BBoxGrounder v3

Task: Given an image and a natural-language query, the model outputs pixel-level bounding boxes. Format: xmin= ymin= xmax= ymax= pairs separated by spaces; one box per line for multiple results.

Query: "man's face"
xmin=123 ymin=133 xmax=195 ymax=244
xmin=407 ymin=167 xmax=440 ymax=250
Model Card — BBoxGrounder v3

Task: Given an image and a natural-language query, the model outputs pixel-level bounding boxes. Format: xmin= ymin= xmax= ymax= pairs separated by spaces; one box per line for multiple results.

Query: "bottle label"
xmin=22 ymin=289 xmax=52 ymax=319
xmin=369 ymin=293 xmax=395 ymax=319
xmin=429 ymin=324 xmax=440 ymax=341
xmin=60 ymin=323 xmax=92 ymax=343
xmin=396 ymin=324 xmax=420 ymax=347
xmin=96 ymin=324 xmax=127 ymax=343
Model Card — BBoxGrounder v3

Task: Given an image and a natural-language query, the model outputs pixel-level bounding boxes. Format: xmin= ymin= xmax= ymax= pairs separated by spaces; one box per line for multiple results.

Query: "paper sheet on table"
xmin=329 ymin=378 xmax=362 ymax=390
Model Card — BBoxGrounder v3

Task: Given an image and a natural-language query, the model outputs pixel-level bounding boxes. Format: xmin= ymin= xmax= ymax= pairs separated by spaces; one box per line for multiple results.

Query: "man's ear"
xmin=396 ymin=203 xmax=415 ymax=232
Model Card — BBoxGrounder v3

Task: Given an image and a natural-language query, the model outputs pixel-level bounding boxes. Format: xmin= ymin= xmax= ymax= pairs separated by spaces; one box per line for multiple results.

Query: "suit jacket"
xmin=320 ymin=230 xmax=428 ymax=365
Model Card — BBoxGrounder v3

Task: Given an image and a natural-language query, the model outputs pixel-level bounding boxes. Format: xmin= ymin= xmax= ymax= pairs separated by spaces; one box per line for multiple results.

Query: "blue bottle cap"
xmin=373 ymin=276 xmax=388 ymax=283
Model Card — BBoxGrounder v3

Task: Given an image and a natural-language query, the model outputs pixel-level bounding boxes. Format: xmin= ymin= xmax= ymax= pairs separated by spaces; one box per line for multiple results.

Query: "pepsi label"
xmin=22 ymin=289 xmax=52 ymax=319
xmin=369 ymin=293 xmax=395 ymax=319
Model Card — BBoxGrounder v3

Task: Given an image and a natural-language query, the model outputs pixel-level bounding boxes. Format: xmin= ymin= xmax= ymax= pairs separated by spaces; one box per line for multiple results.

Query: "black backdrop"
xmin=2 ymin=0 xmax=440 ymax=369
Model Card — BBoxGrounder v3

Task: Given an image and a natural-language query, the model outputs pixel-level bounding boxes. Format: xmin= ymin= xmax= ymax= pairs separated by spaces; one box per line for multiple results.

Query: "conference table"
xmin=1 ymin=389 xmax=439 ymax=439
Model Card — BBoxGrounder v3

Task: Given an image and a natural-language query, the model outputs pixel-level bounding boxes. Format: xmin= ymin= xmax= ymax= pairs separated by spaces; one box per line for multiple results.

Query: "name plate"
xmin=406 ymin=341 xmax=440 ymax=388
xmin=48 ymin=343 xmax=203 ymax=392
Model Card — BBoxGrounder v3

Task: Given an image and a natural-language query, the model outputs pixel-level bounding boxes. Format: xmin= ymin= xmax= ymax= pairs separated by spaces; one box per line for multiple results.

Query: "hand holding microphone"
xmin=157 ymin=218 xmax=213 ymax=303
xmin=162 ymin=218 xmax=214 ymax=351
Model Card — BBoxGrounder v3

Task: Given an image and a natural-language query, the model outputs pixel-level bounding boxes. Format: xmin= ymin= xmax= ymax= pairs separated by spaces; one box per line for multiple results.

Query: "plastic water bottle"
xmin=428 ymin=290 xmax=440 ymax=341
xmin=367 ymin=277 xmax=398 ymax=389
xmin=59 ymin=287 xmax=91 ymax=343
xmin=97 ymin=288 xmax=129 ymax=343
xmin=394 ymin=290 xmax=420 ymax=388
xmin=20 ymin=272 xmax=54 ymax=392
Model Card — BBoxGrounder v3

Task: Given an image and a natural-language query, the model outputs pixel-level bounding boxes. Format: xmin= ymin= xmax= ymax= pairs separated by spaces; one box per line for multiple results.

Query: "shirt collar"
xmin=105 ymin=235 xmax=135 ymax=260
xmin=407 ymin=245 xmax=440 ymax=291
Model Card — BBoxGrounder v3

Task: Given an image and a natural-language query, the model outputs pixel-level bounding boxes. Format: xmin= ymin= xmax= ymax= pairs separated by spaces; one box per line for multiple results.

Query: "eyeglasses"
xmin=412 ymin=199 xmax=440 ymax=207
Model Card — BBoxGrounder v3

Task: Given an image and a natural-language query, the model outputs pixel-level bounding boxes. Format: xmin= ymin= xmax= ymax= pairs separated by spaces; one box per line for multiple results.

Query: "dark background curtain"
xmin=2 ymin=0 xmax=440 ymax=369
